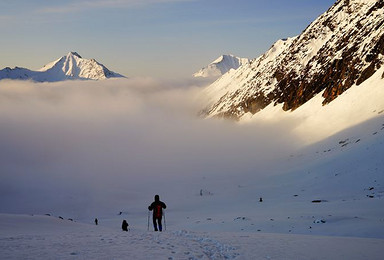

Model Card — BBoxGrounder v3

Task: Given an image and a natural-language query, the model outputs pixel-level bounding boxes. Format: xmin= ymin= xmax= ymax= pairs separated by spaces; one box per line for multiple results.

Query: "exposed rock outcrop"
xmin=202 ymin=0 xmax=384 ymax=120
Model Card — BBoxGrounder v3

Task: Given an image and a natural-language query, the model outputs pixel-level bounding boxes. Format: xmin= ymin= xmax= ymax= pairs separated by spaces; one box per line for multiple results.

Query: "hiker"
xmin=95 ymin=218 xmax=98 ymax=225
xmin=122 ymin=220 xmax=129 ymax=231
xmin=148 ymin=195 xmax=167 ymax=231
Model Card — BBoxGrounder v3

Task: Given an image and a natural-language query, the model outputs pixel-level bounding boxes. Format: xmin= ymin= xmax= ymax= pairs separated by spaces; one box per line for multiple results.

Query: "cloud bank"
xmin=0 ymin=78 xmax=299 ymax=219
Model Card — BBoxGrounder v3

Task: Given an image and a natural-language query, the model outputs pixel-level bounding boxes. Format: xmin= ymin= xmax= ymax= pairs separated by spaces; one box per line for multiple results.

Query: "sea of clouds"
xmin=0 ymin=78 xmax=299 ymax=219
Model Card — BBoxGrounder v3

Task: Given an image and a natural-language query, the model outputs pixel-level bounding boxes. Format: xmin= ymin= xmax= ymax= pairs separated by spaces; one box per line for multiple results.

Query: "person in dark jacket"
xmin=122 ymin=220 xmax=129 ymax=231
xmin=148 ymin=195 xmax=167 ymax=231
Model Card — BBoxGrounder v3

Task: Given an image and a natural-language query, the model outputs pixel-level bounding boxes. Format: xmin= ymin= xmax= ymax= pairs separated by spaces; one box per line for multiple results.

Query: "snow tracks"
xmin=0 ymin=214 xmax=239 ymax=260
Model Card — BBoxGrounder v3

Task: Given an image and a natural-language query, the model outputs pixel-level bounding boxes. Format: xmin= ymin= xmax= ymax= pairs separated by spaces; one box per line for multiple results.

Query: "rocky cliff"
xmin=202 ymin=0 xmax=384 ymax=120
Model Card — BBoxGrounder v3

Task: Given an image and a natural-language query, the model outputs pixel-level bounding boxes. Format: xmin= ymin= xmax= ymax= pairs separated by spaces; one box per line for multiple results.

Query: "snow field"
xmin=1 ymin=214 xmax=383 ymax=260
xmin=0 ymin=214 xmax=240 ymax=260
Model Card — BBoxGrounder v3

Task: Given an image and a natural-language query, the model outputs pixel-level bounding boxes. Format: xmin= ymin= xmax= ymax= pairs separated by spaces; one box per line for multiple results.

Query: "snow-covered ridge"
xmin=350 ymin=0 xmax=379 ymax=3
xmin=202 ymin=0 xmax=384 ymax=120
xmin=0 ymin=52 xmax=125 ymax=82
xmin=193 ymin=54 xmax=249 ymax=78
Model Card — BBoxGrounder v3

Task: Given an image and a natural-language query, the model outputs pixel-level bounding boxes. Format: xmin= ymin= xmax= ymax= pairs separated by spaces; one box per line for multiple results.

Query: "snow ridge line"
xmin=173 ymin=230 xmax=240 ymax=259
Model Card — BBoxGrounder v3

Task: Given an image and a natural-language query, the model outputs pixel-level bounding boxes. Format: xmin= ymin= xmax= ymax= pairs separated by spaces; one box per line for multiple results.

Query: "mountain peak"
xmin=0 ymin=52 xmax=125 ymax=82
xmin=202 ymin=0 xmax=384 ymax=120
xmin=214 ymin=54 xmax=236 ymax=63
xmin=194 ymin=54 xmax=249 ymax=78
xmin=67 ymin=52 xmax=82 ymax=59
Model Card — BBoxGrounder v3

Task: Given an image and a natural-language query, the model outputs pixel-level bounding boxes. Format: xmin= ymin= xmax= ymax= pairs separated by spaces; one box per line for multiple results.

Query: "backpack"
xmin=155 ymin=204 xmax=162 ymax=218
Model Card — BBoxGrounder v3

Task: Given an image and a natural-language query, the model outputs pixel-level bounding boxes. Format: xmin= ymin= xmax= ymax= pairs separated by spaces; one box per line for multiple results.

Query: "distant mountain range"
xmin=0 ymin=52 xmax=125 ymax=82
xmin=193 ymin=54 xmax=249 ymax=78
xmin=201 ymin=0 xmax=384 ymax=120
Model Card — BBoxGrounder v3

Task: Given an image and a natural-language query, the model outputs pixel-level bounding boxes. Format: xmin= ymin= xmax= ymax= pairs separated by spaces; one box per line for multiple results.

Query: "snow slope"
xmin=0 ymin=52 xmax=125 ymax=82
xmin=202 ymin=0 xmax=384 ymax=119
xmin=193 ymin=55 xmax=249 ymax=78
xmin=242 ymin=63 xmax=384 ymax=144
xmin=1 ymin=214 xmax=383 ymax=259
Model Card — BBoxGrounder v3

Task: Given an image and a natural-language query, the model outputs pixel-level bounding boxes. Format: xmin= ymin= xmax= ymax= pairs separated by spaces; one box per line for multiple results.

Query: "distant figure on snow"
xmin=148 ymin=195 xmax=167 ymax=231
xmin=122 ymin=220 xmax=129 ymax=231
xmin=95 ymin=218 xmax=98 ymax=225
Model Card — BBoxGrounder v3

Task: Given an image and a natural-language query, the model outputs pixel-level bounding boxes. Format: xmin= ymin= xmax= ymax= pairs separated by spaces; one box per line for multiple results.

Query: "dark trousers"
xmin=153 ymin=216 xmax=162 ymax=231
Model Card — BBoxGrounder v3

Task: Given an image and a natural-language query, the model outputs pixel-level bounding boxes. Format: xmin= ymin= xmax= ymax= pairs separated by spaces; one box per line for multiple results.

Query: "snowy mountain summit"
xmin=193 ymin=54 xmax=249 ymax=78
xmin=202 ymin=0 xmax=384 ymax=120
xmin=0 ymin=52 xmax=125 ymax=82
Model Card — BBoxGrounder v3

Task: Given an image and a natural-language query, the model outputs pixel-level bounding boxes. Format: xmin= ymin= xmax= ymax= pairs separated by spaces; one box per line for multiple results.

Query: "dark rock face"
xmin=204 ymin=0 xmax=384 ymax=119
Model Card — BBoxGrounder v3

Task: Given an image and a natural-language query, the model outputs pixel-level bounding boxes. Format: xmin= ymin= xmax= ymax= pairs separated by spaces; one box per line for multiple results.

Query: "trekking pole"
xmin=163 ymin=210 xmax=166 ymax=231
xmin=147 ymin=210 xmax=150 ymax=231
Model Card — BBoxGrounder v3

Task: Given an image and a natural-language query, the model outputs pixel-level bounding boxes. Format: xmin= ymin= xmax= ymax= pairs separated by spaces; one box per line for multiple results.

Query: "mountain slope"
xmin=193 ymin=54 xmax=249 ymax=78
xmin=202 ymin=0 xmax=384 ymax=120
xmin=0 ymin=52 xmax=125 ymax=82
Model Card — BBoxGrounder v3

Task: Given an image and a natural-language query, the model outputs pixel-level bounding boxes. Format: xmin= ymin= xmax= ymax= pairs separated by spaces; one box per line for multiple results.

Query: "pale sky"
xmin=0 ymin=0 xmax=335 ymax=78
